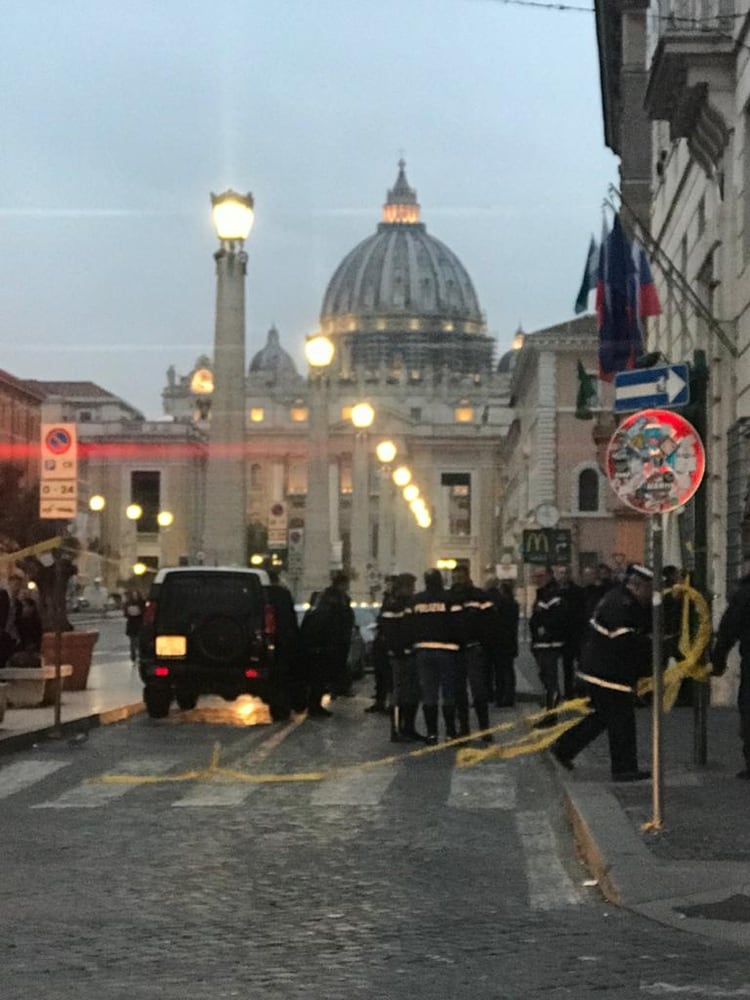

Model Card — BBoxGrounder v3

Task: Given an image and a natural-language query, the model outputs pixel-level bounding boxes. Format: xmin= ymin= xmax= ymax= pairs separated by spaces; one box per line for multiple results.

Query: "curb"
xmin=0 ymin=701 xmax=145 ymax=757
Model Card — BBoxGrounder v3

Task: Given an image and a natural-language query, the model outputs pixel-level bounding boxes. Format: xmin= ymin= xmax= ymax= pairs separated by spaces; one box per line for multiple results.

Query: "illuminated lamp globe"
xmin=211 ymin=190 xmax=255 ymax=242
xmin=392 ymin=466 xmax=412 ymax=487
xmin=126 ymin=504 xmax=143 ymax=521
xmin=132 ymin=562 xmax=148 ymax=576
xmin=351 ymin=402 xmax=375 ymax=429
xmin=305 ymin=334 xmax=335 ymax=369
xmin=157 ymin=510 xmax=174 ymax=528
xmin=89 ymin=495 xmax=106 ymax=512
xmin=250 ymin=553 xmax=265 ymax=566
xmin=403 ymin=484 xmax=419 ymax=503
xmin=375 ymin=440 xmax=397 ymax=464
xmin=410 ymin=498 xmax=428 ymax=516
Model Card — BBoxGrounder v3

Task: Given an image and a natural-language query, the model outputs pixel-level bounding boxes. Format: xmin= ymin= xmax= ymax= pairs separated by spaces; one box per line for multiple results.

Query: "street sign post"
xmin=605 ymin=408 xmax=706 ymax=831
xmin=614 ymin=364 xmax=690 ymax=413
xmin=40 ymin=423 xmax=78 ymax=520
xmin=522 ymin=528 xmax=571 ymax=565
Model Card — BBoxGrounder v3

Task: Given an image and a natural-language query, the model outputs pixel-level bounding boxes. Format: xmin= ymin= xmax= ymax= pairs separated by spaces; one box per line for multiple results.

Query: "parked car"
xmin=138 ymin=566 xmax=281 ymax=719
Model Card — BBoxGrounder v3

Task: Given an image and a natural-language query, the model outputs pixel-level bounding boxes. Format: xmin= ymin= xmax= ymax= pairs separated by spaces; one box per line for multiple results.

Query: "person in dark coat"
xmin=0 ymin=572 xmax=23 ymax=668
xmin=711 ymin=568 xmax=750 ymax=778
xmin=409 ymin=568 xmax=462 ymax=745
xmin=554 ymin=565 xmax=586 ymax=700
xmin=450 ymin=564 xmax=495 ymax=741
xmin=485 ymin=578 xmax=519 ymax=708
xmin=377 ymin=572 xmax=420 ymax=741
xmin=550 ymin=564 xmax=653 ymax=781
xmin=265 ymin=569 xmax=300 ymax=719
xmin=123 ymin=588 xmax=145 ymax=664
xmin=318 ymin=572 xmax=355 ymax=697
xmin=300 ymin=591 xmax=331 ymax=717
xmin=581 ymin=565 xmax=609 ymax=622
xmin=529 ymin=565 xmax=567 ymax=720
xmin=16 ymin=596 xmax=42 ymax=653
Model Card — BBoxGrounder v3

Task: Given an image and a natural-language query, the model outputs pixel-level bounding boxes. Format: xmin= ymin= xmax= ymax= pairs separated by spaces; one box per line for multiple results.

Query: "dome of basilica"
xmin=249 ymin=326 xmax=299 ymax=380
xmin=319 ymin=163 xmax=493 ymax=375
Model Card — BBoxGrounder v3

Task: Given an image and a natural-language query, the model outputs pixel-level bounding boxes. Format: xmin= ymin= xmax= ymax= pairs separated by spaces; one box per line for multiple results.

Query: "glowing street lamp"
xmin=157 ymin=510 xmax=174 ymax=528
xmin=351 ymin=401 xmax=375 ymax=429
xmin=392 ymin=465 xmax=412 ymax=488
xmin=211 ymin=190 xmax=255 ymax=243
xmin=126 ymin=503 xmax=143 ymax=521
xmin=89 ymin=495 xmax=106 ymax=512
xmin=305 ymin=333 xmax=335 ymax=369
xmin=375 ymin=439 xmax=397 ymax=465
xmin=403 ymin=484 xmax=419 ymax=503
xmin=350 ymin=402 xmax=376 ymax=601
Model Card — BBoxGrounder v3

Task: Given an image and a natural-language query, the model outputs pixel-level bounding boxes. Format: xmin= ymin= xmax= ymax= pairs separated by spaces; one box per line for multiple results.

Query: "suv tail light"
xmin=143 ymin=600 xmax=157 ymax=626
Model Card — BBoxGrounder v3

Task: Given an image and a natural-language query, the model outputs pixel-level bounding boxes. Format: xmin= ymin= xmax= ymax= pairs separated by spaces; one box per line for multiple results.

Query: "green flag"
xmin=575 ymin=360 xmax=597 ymax=420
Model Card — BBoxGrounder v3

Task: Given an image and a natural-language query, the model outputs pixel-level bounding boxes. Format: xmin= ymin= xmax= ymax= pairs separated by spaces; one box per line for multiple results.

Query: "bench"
xmin=1 ymin=665 xmax=74 ymax=708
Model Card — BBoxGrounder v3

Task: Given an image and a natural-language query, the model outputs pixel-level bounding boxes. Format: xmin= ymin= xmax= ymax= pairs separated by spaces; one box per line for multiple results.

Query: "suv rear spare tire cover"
xmin=195 ymin=614 xmax=248 ymax=663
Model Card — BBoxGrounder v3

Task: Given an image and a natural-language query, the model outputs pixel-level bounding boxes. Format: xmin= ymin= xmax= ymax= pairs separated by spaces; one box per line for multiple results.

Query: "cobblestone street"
xmin=2 ymin=680 xmax=749 ymax=999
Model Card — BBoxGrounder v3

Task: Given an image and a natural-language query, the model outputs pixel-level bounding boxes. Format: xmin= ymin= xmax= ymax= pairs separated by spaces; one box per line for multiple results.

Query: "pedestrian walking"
xmin=317 ymin=572 xmax=355 ymax=698
xmin=378 ymin=572 xmax=421 ymax=742
xmin=300 ymin=592 xmax=332 ymax=718
xmin=485 ymin=578 xmax=519 ymax=707
xmin=410 ymin=568 xmax=462 ymax=745
xmin=550 ymin=563 xmax=653 ymax=781
xmin=529 ymin=565 xmax=567 ymax=722
xmin=123 ymin=588 xmax=145 ymax=664
xmin=450 ymin=564 xmax=494 ymax=741
xmin=710 ymin=565 xmax=750 ymax=779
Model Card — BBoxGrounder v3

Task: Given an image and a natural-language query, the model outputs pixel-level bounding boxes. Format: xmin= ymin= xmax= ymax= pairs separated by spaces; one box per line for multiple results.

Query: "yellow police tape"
xmin=636 ymin=581 xmax=713 ymax=710
xmin=89 ymin=699 xmax=592 ymax=787
xmin=0 ymin=536 xmax=64 ymax=565
xmin=89 ymin=584 xmax=714 ymax=788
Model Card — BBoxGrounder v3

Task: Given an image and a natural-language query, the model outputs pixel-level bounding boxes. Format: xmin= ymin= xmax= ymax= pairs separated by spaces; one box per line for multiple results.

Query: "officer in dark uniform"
xmin=550 ymin=563 xmax=653 ymax=781
xmin=529 ymin=565 xmax=567 ymax=720
xmin=711 ymin=565 xmax=750 ymax=779
xmin=450 ymin=564 xmax=495 ymax=742
xmin=377 ymin=572 xmax=420 ymax=742
xmin=410 ymin=568 xmax=462 ymax=745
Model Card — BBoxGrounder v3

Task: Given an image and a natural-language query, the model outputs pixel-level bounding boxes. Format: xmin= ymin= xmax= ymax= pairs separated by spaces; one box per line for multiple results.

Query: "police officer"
xmin=529 ymin=565 xmax=567 ymax=722
xmin=410 ymin=568 xmax=462 ymax=745
xmin=377 ymin=572 xmax=421 ymax=742
xmin=550 ymin=563 xmax=653 ymax=781
xmin=450 ymin=564 xmax=495 ymax=742
xmin=711 ymin=563 xmax=750 ymax=779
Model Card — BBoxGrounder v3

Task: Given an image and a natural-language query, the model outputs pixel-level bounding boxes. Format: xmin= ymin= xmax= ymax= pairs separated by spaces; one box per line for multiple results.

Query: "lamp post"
xmin=157 ymin=509 xmax=174 ymax=568
xmin=125 ymin=502 xmax=142 ymax=582
xmin=350 ymin=402 xmax=375 ymax=601
xmin=302 ymin=333 xmax=335 ymax=599
xmin=375 ymin=439 xmax=397 ymax=583
xmin=203 ymin=189 xmax=254 ymax=567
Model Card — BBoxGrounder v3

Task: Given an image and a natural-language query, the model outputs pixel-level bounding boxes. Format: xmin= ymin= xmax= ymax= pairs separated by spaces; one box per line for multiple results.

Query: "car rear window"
xmin=155 ymin=573 xmax=263 ymax=628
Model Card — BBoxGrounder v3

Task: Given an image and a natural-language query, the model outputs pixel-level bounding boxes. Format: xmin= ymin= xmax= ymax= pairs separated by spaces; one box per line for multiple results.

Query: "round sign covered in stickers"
xmin=605 ymin=408 xmax=706 ymax=515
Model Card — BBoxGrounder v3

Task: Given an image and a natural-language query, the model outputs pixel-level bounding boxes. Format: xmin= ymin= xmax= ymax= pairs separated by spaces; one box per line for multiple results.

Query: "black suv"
xmin=138 ymin=566 xmax=284 ymax=720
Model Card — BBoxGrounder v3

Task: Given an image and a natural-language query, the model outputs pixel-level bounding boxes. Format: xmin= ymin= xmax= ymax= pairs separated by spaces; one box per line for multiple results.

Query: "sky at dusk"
xmin=1 ymin=0 xmax=617 ymax=418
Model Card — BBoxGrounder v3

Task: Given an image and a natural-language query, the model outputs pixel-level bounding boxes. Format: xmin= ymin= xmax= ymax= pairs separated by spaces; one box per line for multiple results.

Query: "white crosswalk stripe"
xmin=32 ymin=757 xmax=181 ymax=809
xmin=311 ymin=767 xmax=399 ymax=806
xmin=0 ymin=759 xmax=70 ymax=799
xmin=173 ymin=782 xmax=257 ymax=807
xmin=515 ymin=809 xmax=581 ymax=910
xmin=448 ymin=765 xmax=516 ymax=810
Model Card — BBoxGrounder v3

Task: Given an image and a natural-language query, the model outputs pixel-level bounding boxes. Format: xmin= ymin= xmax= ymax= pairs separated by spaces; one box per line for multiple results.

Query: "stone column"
xmin=377 ymin=468 xmax=395 ymax=581
xmin=350 ymin=430 xmax=371 ymax=601
xmin=203 ymin=248 xmax=248 ymax=566
xmin=302 ymin=377 xmax=332 ymax=597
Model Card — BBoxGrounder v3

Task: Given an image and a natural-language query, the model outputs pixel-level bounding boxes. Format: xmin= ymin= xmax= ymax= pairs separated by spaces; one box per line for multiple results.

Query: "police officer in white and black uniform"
xmin=550 ymin=563 xmax=653 ymax=781
xmin=410 ymin=569 xmax=462 ymax=745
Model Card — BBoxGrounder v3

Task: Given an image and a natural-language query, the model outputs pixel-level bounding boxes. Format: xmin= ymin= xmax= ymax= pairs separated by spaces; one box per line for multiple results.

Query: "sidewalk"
xmin=515 ymin=647 xmax=750 ymax=947
xmin=2 ymin=641 xmax=749 ymax=944
xmin=0 ymin=652 xmax=144 ymax=754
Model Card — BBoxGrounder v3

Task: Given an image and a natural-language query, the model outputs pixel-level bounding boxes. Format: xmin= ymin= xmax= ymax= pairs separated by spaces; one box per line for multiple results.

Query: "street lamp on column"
xmin=126 ymin=502 xmax=142 ymax=579
xmin=302 ymin=333 xmax=335 ymax=599
xmin=203 ymin=189 xmax=254 ymax=567
xmin=350 ymin=401 xmax=375 ymax=602
xmin=375 ymin=439 xmax=397 ymax=582
xmin=157 ymin=509 xmax=174 ymax=567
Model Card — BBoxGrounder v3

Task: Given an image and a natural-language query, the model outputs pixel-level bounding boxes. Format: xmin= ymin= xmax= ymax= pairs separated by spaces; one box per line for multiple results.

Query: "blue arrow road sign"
xmin=614 ymin=364 xmax=690 ymax=413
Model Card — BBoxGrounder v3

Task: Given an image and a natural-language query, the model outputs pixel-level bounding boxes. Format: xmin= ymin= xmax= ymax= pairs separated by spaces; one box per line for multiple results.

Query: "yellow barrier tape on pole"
xmin=0 ymin=536 xmax=64 ymax=565
xmin=637 ymin=582 xmax=712 ymax=710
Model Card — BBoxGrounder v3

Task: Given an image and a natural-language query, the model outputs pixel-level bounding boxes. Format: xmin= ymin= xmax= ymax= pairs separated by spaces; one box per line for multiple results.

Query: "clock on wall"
xmin=535 ymin=502 xmax=560 ymax=528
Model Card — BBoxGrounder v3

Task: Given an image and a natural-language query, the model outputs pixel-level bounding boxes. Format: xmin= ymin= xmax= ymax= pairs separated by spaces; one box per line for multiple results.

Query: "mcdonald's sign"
xmin=522 ymin=528 xmax=572 ymax=565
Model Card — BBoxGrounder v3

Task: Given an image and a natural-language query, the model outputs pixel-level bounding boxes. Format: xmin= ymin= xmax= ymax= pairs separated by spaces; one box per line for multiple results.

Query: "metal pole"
xmin=690 ymin=349 xmax=709 ymax=766
xmin=650 ymin=514 xmax=665 ymax=829
xmin=50 ymin=556 xmax=65 ymax=739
